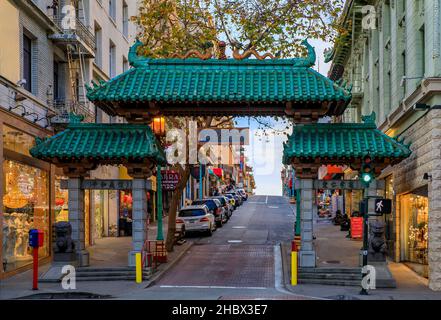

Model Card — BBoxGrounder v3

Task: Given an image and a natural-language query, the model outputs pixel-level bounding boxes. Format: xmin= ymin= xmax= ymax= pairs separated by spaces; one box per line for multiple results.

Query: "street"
xmin=121 ymin=195 xmax=308 ymax=300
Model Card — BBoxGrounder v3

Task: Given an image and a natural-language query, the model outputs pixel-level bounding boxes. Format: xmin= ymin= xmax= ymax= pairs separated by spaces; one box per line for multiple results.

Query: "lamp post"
xmin=151 ymin=117 xmax=165 ymax=241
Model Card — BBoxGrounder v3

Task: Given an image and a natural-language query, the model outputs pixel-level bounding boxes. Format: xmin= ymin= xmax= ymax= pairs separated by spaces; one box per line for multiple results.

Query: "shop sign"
xmin=312 ymin=180 xmax=385 ymax=190
xmin=351 ymin=217 xmax=363 ymax=239
xmin=60 ymin=179 xmax=153 ymax=190
xmin=161 ymin=170 xmax=180 ymax=190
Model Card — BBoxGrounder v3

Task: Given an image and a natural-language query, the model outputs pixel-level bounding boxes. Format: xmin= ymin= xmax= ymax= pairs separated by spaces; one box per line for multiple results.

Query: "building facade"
xmin=0 ymin=0 xmax=139 ymax=279
xmin=328 ymin=0 xmax=441 ymax=290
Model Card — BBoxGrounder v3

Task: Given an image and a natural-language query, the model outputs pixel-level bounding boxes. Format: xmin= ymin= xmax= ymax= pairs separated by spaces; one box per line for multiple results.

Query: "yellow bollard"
xmin=291 ymin=251 xmax=298 ymax=286
xmin=136 ymin=252 xmax=142 ymax=283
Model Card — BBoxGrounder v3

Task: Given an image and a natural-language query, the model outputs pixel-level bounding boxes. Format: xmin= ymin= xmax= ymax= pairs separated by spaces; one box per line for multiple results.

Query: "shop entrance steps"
xmin=74 ymin=267 xmax=152 ymax=281
xmin=298 ymin=267 xmax=362 ymax=286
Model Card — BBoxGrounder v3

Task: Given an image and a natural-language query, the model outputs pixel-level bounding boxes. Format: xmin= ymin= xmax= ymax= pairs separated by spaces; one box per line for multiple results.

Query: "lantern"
xmin=151 ymin=117 xmax=165 ymax=137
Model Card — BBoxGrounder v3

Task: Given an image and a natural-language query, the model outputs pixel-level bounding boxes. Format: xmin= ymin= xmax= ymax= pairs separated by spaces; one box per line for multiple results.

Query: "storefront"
xmin=1 ymin=115 xmax=52 ymax=278
xmin=399 ymin=186 xmax=429 ymax=278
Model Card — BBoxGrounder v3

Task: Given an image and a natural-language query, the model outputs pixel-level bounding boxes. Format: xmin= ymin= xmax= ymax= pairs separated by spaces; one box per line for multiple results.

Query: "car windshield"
xmin=192 ymin=200 xmax=216 ymax=210
xmin=179 ymin=209 xmax=206 ymax=217
xmin=213 ymin=197 xmax=226 ymax=205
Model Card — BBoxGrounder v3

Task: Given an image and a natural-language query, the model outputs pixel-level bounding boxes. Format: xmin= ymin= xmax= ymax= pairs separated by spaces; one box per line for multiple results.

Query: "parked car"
xmin=237 ymin=188 xmax=248 ymax=201
xmin=175 ymin=205 xmax=216 ymax=236
xmin=224 ymin=194 xmax=237 ymax=209
xmin=191 ymin=198 xmax=226 ymax=227
xmin=210 ymin=196 xmax=233 ymax=219
xmin=226 ymin=191 xmax=242 ymax=206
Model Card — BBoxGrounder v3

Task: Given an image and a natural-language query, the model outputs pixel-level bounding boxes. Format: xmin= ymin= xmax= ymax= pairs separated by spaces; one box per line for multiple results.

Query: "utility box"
xmin=29 ymin=229 xmax=44 ymax=248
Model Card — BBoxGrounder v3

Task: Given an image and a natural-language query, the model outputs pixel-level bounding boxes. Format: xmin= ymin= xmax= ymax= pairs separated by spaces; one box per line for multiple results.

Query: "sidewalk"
xmin=281 ymin=240 xmax=441 ymax=300
xmin=0 ymin=216 xmax=192 ymax=300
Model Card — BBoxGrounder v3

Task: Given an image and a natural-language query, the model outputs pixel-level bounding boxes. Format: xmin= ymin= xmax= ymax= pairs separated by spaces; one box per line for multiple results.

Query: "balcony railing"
xmin=49 ymin=99 xmax=95 ymax=125
xmin=50 ymin=16 xmax=96 ymax=54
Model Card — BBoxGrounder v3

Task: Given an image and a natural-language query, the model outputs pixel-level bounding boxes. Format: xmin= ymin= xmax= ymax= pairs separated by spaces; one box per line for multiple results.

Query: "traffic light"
xmin=360 ymin=155 xmax=374 ymax=186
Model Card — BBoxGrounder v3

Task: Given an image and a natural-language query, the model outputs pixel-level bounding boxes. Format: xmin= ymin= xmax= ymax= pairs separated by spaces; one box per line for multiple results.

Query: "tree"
xmin=133 ymin=0 xmax=344 ymax=252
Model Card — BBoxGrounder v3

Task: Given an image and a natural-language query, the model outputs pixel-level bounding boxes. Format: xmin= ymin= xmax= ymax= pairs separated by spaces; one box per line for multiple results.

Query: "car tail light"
xmin=176 ymin=219 xmax=184 ymax=224
xmin=200 ymin=217 xmax=210 ymax=222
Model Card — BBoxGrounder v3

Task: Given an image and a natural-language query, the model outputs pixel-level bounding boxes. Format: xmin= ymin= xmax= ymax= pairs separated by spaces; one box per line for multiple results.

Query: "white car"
xmin=175 ymin=205 xmax=216 ymax=236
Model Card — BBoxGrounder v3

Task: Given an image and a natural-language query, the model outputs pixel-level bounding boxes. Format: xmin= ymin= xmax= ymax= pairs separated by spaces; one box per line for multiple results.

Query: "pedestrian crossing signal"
xmin=360 ymin=155 xmax=374 ymax=186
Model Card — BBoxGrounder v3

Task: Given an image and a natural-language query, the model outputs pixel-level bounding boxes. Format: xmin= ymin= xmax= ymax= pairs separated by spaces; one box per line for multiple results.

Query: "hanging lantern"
xmin=150 ymin=117 xmax=166 ymax=137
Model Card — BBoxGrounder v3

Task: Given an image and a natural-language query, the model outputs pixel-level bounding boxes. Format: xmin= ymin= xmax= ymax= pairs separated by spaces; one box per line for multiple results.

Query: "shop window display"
xmin=401 ymin=192 xmax=429 ymax=278
xmin=2 ymin=159 xmax=49 ymax=272
xmin=55 ymin=177 xmax=69 ymax=222
xmin=3 ymin=125 xmax=36 ymax=157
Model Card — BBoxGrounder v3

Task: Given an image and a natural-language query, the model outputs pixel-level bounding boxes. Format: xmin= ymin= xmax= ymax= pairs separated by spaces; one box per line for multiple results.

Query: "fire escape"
xmin=47 ymin=0 xmax=95 ymax=127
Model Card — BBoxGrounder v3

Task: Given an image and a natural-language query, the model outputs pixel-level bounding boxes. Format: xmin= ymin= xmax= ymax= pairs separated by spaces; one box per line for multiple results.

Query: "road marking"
xmin=159 ymin=285 xmax=269 ymax=290
xmin=232 ymin=226 xmax=246 ymax=229
xmin=268 ymin=206 xmax=279 ymax=209
xmin=227 ymin=240 xmax=243 ymax=243
xmin=248 ymin=201 xmax=266 ymax=204
xmin=265 ymin=196 xmax=268 ymax=204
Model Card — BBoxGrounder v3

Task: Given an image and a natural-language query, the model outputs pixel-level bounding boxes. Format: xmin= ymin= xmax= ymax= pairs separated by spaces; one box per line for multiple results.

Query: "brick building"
xmin=328 ymin=0 xmax=441 ymax=290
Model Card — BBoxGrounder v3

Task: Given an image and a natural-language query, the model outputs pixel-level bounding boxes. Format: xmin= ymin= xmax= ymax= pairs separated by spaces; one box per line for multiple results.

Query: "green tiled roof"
xmin=86 ymin=40 xmax=352 ymax=106
xmin=30 ymin=122 xmax=166 ymax=164
xmin=283 ymin=114 xmax=411 ymax=164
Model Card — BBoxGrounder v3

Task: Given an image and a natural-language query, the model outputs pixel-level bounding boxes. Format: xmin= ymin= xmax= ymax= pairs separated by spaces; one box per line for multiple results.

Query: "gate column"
xmin=68 ymin=177 xmax=89 ymax=267
xmin=298 ymin=178 xmax=316 ymax=267
xmin=128 ymin=178 xmax=149 ymax=267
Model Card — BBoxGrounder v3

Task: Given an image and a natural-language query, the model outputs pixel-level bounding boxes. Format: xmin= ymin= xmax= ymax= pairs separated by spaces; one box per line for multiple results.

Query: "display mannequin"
xmin=5 ymin=214 xmax=17 ymax=263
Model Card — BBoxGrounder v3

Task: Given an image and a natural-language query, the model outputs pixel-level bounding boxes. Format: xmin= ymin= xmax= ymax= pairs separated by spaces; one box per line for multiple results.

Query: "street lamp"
xmin=150 ymin=116 xmax=166 ymax=241
xmin=151 ymin=116 xmax=165 ymax=136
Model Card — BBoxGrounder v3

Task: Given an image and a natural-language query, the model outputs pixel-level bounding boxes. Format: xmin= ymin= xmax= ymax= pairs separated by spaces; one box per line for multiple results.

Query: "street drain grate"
xmin=16 ymin=292 xmax=113 ymax=300
xmin=323 ymin=260 xmax=341 ymax=264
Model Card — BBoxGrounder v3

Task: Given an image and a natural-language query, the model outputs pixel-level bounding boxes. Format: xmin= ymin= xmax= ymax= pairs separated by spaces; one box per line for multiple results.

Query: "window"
xmin=123 ymin=56 xmax=129 ymax=72
xmin=53 ymin=61 xmax=60 ymax=100
xmin=123 ymin=1 xmax=128 ymax=38
xmin=23 ymin=34 xmax=32 ymax=92
xmin=109 ymin=41 xmax=116 ymax=77
xmin=419 ymin=25 xmax=425 ymax=77
xmin=94 ymin=23 xmax=102 ymax=67
xmin=109 ymin=0 xmax=116 ymax=21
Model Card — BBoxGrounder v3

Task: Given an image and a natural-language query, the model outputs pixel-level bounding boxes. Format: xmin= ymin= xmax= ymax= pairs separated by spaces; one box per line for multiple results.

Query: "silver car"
xmin=175 ymin=205 xmax=216 ymax=236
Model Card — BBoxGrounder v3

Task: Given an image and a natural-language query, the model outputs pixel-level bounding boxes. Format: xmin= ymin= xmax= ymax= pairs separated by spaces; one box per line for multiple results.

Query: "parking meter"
xmin=29 ymin=229 xmax=43 ymax=290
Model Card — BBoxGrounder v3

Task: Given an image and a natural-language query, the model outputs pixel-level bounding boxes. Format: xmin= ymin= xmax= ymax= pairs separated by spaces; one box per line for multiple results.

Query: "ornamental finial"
xmin=69 ymin=113 xmax=85 ymax=124
xmin=361 ymin=112 xmax=376 ymax=125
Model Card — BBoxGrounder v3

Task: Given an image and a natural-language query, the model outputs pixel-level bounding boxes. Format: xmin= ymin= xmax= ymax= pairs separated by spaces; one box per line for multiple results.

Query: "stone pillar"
xmin=128 ymin=178 xmax=148 ymax=267
xmin=67 ymin=178 xmax=89 ymax=267
xmin=299 ymin=178 xmax=316 ymax=267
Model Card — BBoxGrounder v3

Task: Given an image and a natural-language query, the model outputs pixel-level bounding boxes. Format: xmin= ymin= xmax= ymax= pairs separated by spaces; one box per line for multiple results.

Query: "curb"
xmin=144 ymin=241 xmax=194 ymax=288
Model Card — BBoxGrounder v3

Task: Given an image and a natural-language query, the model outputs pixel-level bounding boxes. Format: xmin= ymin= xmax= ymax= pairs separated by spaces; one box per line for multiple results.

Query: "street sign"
xmin=161 ymin=170 xmax=180 ymax=190
xmin=373 ymin=198 xmax=392 ymax=215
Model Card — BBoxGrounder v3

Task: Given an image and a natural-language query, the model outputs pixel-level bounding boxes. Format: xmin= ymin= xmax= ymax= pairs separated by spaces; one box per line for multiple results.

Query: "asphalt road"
xmin=122 ymin=195 xmax=308 ymax=300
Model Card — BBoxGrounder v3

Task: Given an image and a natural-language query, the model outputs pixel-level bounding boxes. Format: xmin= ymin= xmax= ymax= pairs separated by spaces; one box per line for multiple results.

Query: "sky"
xmin=236 ymin=39 xmax=332 ymax=196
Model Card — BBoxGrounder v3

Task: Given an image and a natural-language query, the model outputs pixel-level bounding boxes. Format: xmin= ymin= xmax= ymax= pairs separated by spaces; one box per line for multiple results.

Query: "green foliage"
xmin=134 ymin=0 xmax=344 ymax=58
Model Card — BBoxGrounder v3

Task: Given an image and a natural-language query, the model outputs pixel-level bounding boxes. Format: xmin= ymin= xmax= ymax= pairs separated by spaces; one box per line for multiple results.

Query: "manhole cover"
xmin=323 ymin=260 xmax=341 ymax=264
